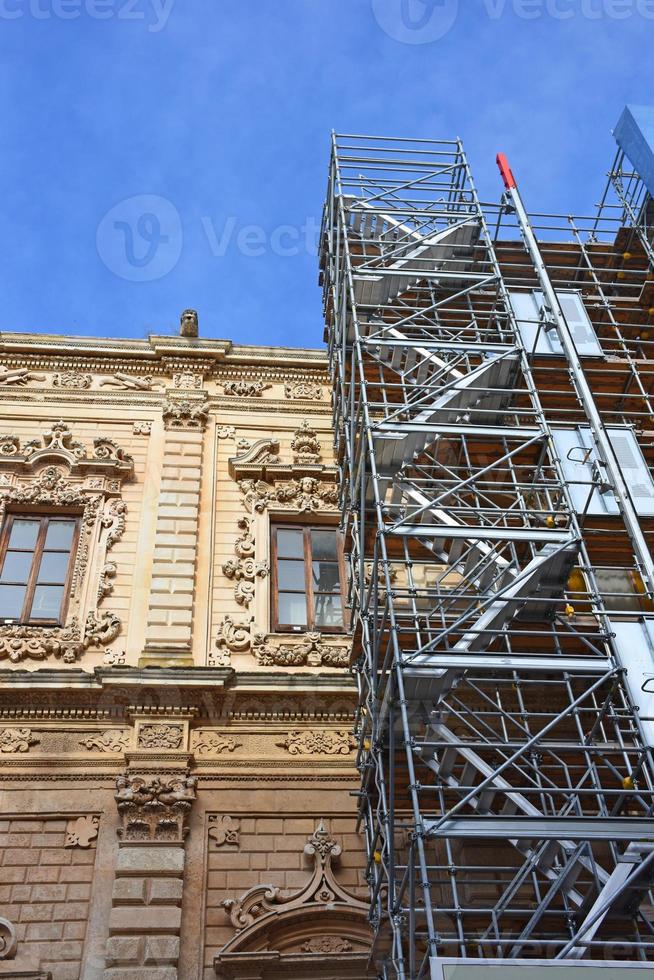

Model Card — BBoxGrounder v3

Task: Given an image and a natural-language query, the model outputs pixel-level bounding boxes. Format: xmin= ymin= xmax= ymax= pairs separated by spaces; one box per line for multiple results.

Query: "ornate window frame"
xmin=0 ymin=421 xmax=133 ymax=663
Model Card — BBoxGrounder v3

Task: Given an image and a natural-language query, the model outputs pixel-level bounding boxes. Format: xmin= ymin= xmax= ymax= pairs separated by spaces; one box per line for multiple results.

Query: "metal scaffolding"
xmin=319 ymin=133 xmax=654 ymax=978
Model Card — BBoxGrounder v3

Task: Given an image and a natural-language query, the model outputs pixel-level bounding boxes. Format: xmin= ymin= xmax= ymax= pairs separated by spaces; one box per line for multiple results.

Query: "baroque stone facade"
xmin=0 ymin=328 xmax=367 ymax=980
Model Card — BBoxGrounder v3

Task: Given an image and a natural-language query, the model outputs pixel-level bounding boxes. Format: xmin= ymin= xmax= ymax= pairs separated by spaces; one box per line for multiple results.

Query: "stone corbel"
xmin=114 ymin=770 xmax=197 ymax=842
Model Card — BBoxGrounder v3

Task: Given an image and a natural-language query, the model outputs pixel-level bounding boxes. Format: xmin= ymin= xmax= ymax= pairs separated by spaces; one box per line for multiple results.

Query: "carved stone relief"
xmin=291 ymin=420 xmax=322 ymax=464
xmin=217 ymin=425 xmax=236 ymax=439
xmin=114 ymin=771 xmax=197 ymax=842
xmin=133 ymin=421 xmax=152 ymax=435
xmin=276 ymin=731 xmax=357 ymax=755
xmin=222 ymin=517 xmax=268 ymax=608
xmin=162 ymin=398 xmax=210 ymax=430
xmin=252 ymin=632 xmax=350 ymax=668
xmin=192 ymin=731 xmax=242 ymax=755
xmin=0 ymin=727 xmax=40 ymax=753
xmin=239 ymin=477 xmax=338 ymax=514
xmin=221 ymin=380 xmax=271 ymax=398
xmin=137 ymin=724 xmax=184 ymax=750
xmin=53 ymin=372 xmax=92 ymax=389
xmin=284 ymin=380 xmax=323 ymax=401
xmin=173 ymin=372 xmax=202 ymax=389
xmin=0 ymin=916 xmax=17 ymax=960
xmin=0 ymin=365 xmax=46 ymax=386
xmin=65 ymin=815 xmax=99 ymax=848
xmin=208 ymin=814 xmax=240 ymax=847
xmin=79 ymin=730 xmax=130 ymax=752
xmin=100 ymin=374 xmax=164 ymax=391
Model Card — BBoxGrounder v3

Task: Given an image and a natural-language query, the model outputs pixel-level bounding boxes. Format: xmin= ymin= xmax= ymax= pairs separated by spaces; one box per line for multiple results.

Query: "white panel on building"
xmin=551 ymin=425 xmax=654 ymax=517
xmin=508 ymin=289 xmax=601 ymax=356
xmin=609 ymin=618 xmax=654 ymax=747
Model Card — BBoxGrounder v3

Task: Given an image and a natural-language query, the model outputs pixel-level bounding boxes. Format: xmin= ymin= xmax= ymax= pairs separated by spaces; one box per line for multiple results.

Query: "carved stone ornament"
xmin=218 ymin=821 xmax=370 ymax=959
xmin=79 ymin=730 xmax=130 ymax=752
xmin=0 ymin=727 xmax=40 ymax=753
xmin=212 ymin=614 xmax=253 ymax=665
xmin=133 ymin=421 xmax=152 ymax=435
xmin=239 ymin=477 xmax=338 ymax=514
xmin=208 ymin=814 xmax=240 ymax=847
xmin=291 ymin=420 xmax=322 ymax=464
xmin=221 ymin=379 xmax=271 ymax=398
xmin=227 ymin=438 xmax=280 ymax=481
xmin=138 ymin=724 xmax=184 ymax=750
xmin=0 ymin=426 xmax=130 ymax=663
xmin=173 ymin=372 xmax=202 ymax=389
xmin=276 ymin=731 xmax=357 ymax=756
xmin=0 ymin=916 xmax=17 ymax=960
xmin=252 ymin=631 xmax=350 ymax=669
xmin=53 ymin=372 xmax=92 ymax=389
xmin=217 ymin=425 xmax=235 ymax=439
xmin=193 ymin=731 xmax=242 ymax=755
xmin=180 ymin=307 xmax=199 ymax=338
xmin=284 ymin=380 xmax=323 ymax=401
xmin=65 ymin=815 xmax=99 ymax=848
xmin=100 ymin=374 xmax=163 ymax=391
xmin=115 ymin=771 xmax=197 ymax=842
xmin=0 ymin=365 xmax=46 ymax=387
xmin=220 ymin=517 xmax=268 ymax=608
xmin=162 ymin=398 xmax=209 ymax=430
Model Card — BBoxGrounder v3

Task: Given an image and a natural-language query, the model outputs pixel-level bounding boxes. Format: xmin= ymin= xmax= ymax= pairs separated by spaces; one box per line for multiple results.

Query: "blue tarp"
xmin=614 ymin=104 xmax=654 ymax=197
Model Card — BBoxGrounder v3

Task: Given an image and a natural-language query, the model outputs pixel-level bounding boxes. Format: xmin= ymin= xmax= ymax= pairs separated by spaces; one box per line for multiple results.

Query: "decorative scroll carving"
xmin=217 ymin=425 xmax=236 ymax=439
xmin=84 ymin=610 xmax=121 ymax=648
xmin=218 ymin=614 xmax=252 ymax=649
xmin=115 ymin=771 xmax=197 ymax=842
xmin=193 ymin=732 xmax=242 ymax=755
xmin=0 ymin=916 xmax=17 ymax=960
xmin=102 ymin=499 xmax=127 ymax=549
xmin=65 ymin=815 xmax=99 ymax=848
xmin=276 ymin=731 xmax=356 ymax=755
xmin=284 ymin=380 xmax=323 ymax=401
xmin=291 ymin=420 xmax=321 ymax=464
xmin=24 ymin=420 xmax=86 ymax=459
xmin=138 ymin=724 xmax=183 ymax=749
xmin=240 ymin=476 xmax=338 ymax=514
xmin=221 ymin=820 xmax=366 ymax=931
xmin=221 ymin=379 xmax=271 ymax=398
xmin=252 ymin=631 xmax=350 ymax=668
xmin=228 ymin=439 xmax=280 ymax=480
xmin=0 ymin=435 xmax=20 ymax=455
xmin=133 ymin=421 xmax=152 ymax=435
xmin=222 ymin=518 xmax=268 ymax=608
xmin=53 ymin=372 xmax=92 ymax=389
xmin=100 ymin=374 xmax=163 ymax=391
xmin=162 ymin=398 xmax=210 ymax=430
xmin=79 ymin=730 xmax=130 ymax=752
xmin=0 ymin=420 xmax=134 ymax=480
xmin=0 ymin=727 xmax=40 ymax=753
xmin=97 ymin=561 xmax=117 ymax=602
xmin=93 ymin=437 xmax=133 ymax=465
xmin=103 ymin=648 xmax=126 ymax=666
xmin=0 ymin=365 xmax=46 ymax=386
xmin=208 ymin=814 xmax=240 ymax=847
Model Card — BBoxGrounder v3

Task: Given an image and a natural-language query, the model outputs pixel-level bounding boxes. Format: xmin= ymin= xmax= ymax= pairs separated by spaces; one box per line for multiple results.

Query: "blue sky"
xmin=0 ymin=0 xmax=651 ymax=347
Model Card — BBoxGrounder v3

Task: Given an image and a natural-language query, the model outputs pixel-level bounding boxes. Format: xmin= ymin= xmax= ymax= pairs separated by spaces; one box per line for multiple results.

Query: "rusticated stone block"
xmin=143 ymin=935 xmax=180 ymax=964
xmin=104 ymin=971 xmax=178 ymax=980
xmin=108 ymin=906 xmax=181 ymax=934
xmin=148 ymin=879 xmax=183 ymax=905
xmin=115 ymin=847 xmax=184 ymax=877
xmin=112 ymin=877 xmax=148 ymax=903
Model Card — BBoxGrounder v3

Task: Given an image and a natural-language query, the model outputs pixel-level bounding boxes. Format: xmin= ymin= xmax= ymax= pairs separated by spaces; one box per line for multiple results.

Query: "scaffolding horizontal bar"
xmin=426 ymin=817 xmax=654 ymax=841
xmin=387 ymin=524 xmax=574 ymax=542
xmin=402 ymin=654 xmax=611 ymax=674
xmin=374 ymin=423 xmax=542 ymax=439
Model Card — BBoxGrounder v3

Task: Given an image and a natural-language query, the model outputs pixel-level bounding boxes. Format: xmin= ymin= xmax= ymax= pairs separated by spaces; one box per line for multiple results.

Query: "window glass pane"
xmin=37 ymin=552 xmax=69 ymax=584
xmin=276 ymin=529 xmax=304 ymax=559
xmin=45 ymin=520 xmax=76 ymax=550
xmin=314 ymin=594 xmax=343 ymax=628
xmin=312 ymin=560 xmax=341 ymax=593
xmin=278 ymin=592 xmax=308 ymax=626
xmin=311 ymin=529 xmax=338 ymax=561
xmin=277 ymin=559 xmax=306 ymax=591
xmin=8 ymin=519 xmax=40 ymax=550
xmin=0 ymin=584 xmax=26 ymax=618
xmin=30 ymin=585 xmax=64 ymax=619
xmin=0 ymin=551 xmax=33 ymax=583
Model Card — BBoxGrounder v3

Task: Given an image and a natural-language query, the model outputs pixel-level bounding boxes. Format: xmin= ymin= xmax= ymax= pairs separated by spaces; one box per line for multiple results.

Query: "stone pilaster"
xmin=141 ymin=398 xmax=209 ymax=667
xmin=103 ymin=772 xmax=196 ymax=980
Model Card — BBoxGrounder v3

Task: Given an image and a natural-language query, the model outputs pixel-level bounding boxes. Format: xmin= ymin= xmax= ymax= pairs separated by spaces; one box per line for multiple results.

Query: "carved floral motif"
xmin=217 ymin=425 xmax=236 ymax=439
xmin=0 ymin=727 xmax=40 ymax=753
xmin=173 ymin=372 xmax=202 ymax=389
xmin=133 ymin=421 xmax=152 ymax=435
xmin=65 ymin=815 xmax=99 ymax=848
xmin=213 ymin=614 xmax=253 ymax=663
xmin=115 ymin=771 xmax=197 ymax=841
xmin=300 ymin=937 xmax=352 ymax=953
xmin=208 ymin=814 xmax=240 ymax=847
xmin=193 ymin=732 xmax=242 ymax=755
xmin=284 ymin=380 xmax=323 ymax=401
xmin=276 ymin=731 xmax=356 ymax=755
xmin=162 ymin=398 xmax=209 ymax=430
xmin=222 ymin=379 xmax=271 ymax=398
xmin=252 ymin=631 xmax=350 ymax=668
xmin=138 ymin=724 xmax=183 ymax=750
xmin=222 ymin=518 xmax=268 ymax=608
xmin=79 ymin=730 xmax=130 ymax=752
xmin=291 ymin=420 xmax=321 ymax=464
xmin=0 ymin=436 xmax=20 ymax=455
